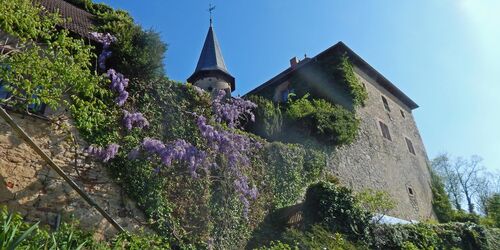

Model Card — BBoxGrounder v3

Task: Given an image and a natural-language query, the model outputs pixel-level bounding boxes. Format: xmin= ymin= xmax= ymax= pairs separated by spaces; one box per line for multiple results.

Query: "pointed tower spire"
xmin=187 ymin=6 xmax=235 ymax=93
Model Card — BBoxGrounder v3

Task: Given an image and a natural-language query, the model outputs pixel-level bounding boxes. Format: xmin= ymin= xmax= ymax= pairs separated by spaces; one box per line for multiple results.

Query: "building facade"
xmin=246 ymin=42 xmax=435 ymax=221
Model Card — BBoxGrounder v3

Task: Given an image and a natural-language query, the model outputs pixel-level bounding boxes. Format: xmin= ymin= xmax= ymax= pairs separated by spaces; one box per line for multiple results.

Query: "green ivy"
xmin=0 ymin=0 xmax=113 ymax=136
xmin=263 ymin=142 xmax=326 ymax=209
xmin=337 ymin=54 xmax=368 ymax=107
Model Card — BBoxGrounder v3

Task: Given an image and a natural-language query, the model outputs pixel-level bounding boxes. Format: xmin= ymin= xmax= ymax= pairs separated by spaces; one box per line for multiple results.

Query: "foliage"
xmin=0 ymin=0 xmax=113 ymax=139
xmin=247 ymin=94 xmax=359 ymax=146
xmin=485 ymin=193 xmax=500 ymax=227
xmin=0 ymin=0 xmax=61 ymax=41
xmin=246 ymin=95 xmax=283 ymax=139
xmin=279 ymin=224 xmax=363 ymax=250
xmin=303 ymin=181 xmax=372 ymax=240
xmin=263 ymin=142 xmax=326 ymax=209
xmin=370 ymin=222 xmax=500 ymax=250
xmin=0 ymin=207 xmax=171 ymax=249
xmin=336 ymin=54 xmax=368 ymax=107
xmin=430 ymin=170 xmax=455 ymax=223
xmin=356 ymin=189 xmax=396 ymax=220
xmin=285 ymin=95 xmax=359 ymax=145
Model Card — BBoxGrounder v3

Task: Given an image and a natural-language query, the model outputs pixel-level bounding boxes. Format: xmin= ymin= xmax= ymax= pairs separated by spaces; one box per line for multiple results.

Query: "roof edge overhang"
xmin=245 ymin=41 xmax=419 ymax=110
xmin=187 ymin=69 xmax=236 ymax=92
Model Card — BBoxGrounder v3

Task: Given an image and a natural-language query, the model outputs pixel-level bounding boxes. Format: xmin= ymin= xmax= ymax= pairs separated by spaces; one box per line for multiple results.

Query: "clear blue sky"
xmin=97 ymin=0 xmax=499 ymax=171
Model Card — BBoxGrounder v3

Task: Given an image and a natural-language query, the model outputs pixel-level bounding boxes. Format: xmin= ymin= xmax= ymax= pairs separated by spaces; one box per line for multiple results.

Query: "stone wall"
xmin=329 ymin=67 xmax=435 ymax=221
xmin=0 ymin=110 xmax=147 ymax=239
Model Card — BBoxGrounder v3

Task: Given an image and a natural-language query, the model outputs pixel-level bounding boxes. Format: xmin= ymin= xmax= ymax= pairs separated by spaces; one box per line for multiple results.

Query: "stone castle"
xmin=0 ymin=0 xmax=434 ymax=237
xmin=189 ymin=19 xmax=434 ymax=221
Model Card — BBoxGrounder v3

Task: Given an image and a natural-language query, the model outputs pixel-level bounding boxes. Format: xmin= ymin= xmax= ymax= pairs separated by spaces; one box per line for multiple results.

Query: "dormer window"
xmin=381 ymin=96 xmax=390 ymax=112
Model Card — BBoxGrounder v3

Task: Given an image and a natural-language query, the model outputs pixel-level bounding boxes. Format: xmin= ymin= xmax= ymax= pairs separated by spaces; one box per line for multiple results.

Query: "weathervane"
xmin=208 ymin=4 xmax=216 ymax=26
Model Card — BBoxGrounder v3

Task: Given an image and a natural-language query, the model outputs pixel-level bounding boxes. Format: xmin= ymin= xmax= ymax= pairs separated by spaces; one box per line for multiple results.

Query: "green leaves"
xmin=285 ymin=96 xmax=359 ymax=146
xmin=0 ymin=210 xmax=39 ymax=250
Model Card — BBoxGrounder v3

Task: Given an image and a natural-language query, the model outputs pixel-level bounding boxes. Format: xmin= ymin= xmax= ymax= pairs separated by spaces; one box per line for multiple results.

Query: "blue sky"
xmin=97 ymin=0 xmax=500 ymax=171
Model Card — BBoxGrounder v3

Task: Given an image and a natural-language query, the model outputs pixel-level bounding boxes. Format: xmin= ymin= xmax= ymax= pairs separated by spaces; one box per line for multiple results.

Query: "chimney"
xmin=290 ymin=57 xmax=299 ymax=68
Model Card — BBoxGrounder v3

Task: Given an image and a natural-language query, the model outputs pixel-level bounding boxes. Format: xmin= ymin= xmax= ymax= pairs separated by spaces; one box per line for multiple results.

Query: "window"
xmin=0 ymin=84 xmax=10 ymax=99
xmin=381 ymin=96 xmax=390 ymax=112
xmin=400 ymin=109 xmax=406 ymax=118
xmin=281 ymin=88 xmax=289 ymax=102
xmin=407 ymin=186 xmax=415 ymax=196
xmin=405 ymin=137 xmax=416 ymax=155
xmin=379 ymin=121 xmax=391 ymax=141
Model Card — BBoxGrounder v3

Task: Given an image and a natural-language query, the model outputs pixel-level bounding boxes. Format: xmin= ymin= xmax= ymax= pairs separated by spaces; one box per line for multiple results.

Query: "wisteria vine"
xmin=132 ymin=138 xmax=208 ymax=178
xmin=123 ymin=110 xmax=149 ymax=130
xmin=89 ymin=32 xmax=117 ymax=71
xmin=197 ymin=115 xmax=261 ymax=216
xmin=212 ymin=90 xmax=257 ymax=129
xmin=85 ymin=143 xmax=120 ymax=162
xmin=88 ymin=31 xmax=262 ymax=218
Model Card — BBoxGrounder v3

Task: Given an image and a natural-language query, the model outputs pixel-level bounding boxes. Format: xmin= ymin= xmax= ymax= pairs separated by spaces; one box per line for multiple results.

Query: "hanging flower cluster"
xmin=197 ymin=115 xmax=260 ymax=216
xmin=89 ymin=32 xmax=117 ymax=70
xmin=85 ymin=143 xmax=120 ymax=162
xmin=212 ymin=90 xmax=257 ymax=128
xmin=122 ymin=110 xmax=149 ymax=130
xmin=107 ymin=69 xmax=129 ymax=106
xmin=136 ymin=138 xmax=208 ymax=178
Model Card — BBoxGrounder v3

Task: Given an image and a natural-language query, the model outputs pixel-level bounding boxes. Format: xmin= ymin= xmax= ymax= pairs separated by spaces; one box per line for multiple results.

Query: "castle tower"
xmin=187 ymin=19 xmax=235 ymax=95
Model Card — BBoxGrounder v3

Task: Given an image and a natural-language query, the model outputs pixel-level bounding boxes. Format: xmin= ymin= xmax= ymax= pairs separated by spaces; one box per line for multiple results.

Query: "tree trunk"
xmin=464 ymin=189 xmax=475 ymax=214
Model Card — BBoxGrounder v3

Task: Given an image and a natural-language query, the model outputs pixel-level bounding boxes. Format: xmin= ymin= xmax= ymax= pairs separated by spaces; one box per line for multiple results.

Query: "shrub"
xmin=430 ymin=170 xmax=455 ymax=223
xmin=303 ymin=181 xmax=372 ymax=240
xmin=0 ymin=206 xmax=172 ymax=249
xmin=370 ymin=222 xmax=499 ymax=250
xmin=356 ymin=189 xmax=396 ymax=221
xmin=280 ymin=224 xmax=363 ymax=250
xmin=284 ymin=95 xmax=359 ymax=146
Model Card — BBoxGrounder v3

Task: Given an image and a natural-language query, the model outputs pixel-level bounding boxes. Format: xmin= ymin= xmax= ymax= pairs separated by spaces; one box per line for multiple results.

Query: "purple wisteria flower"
xmin=196 ymin=115 xmax=261 ymax=216
xmin=123 ymin=110 xmax=149 ymax=130
xmin=89 ymin=32 xmax=117 ymax=70
xmin=140 ymin=138 xmax=208 ymax=178
xmin=86 ymin=143 xmax=120 ymax=162
xmin=107 ymin=69 xmax=129 ymax=106
xmin=212 ymin=90 xmax=257 ymax=129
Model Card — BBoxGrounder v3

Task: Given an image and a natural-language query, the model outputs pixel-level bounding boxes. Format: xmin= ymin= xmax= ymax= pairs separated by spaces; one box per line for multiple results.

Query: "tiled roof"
xmin=36 ymin=0 xmax=97 ymax=40
xmin=187 ymin=25 xmax=235 ymax=91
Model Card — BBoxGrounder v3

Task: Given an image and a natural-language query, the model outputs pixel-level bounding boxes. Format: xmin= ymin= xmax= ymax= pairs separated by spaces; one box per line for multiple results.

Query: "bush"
xmin=246 ymin=95 xmax=283 ymax=139
xmin=303 ymin=181 xmax=372 ymax=240
xmin=430 ymin=170 xmax=455 ymax=223
xmin=0 ymin=207 xmax=171 ymax=249
xmin=356 ymin=189 xmax=396 ymax=220
xmin=284 ymin=95 xmax=359 ymax=146
xmin=370 ymin=222 xmax=499 ymax=250
xmin=279 ymin=224 xmax=363 ymax=250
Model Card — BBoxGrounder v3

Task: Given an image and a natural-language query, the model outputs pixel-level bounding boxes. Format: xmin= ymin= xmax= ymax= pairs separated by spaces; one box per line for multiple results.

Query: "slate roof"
xmin=245 ymin=41 xmax=419 ymax=110
xmin=36 ymin=0 xmax=97 ymax=40
xmin=188 ymin=25 xmax=235 ymax=91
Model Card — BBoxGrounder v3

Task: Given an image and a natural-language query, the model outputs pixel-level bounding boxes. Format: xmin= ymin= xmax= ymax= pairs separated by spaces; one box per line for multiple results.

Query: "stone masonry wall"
xmin=0 ymin=111 xmax=147 ymax=239
xmin=329 ymin=67 xmax=435 ymax=221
